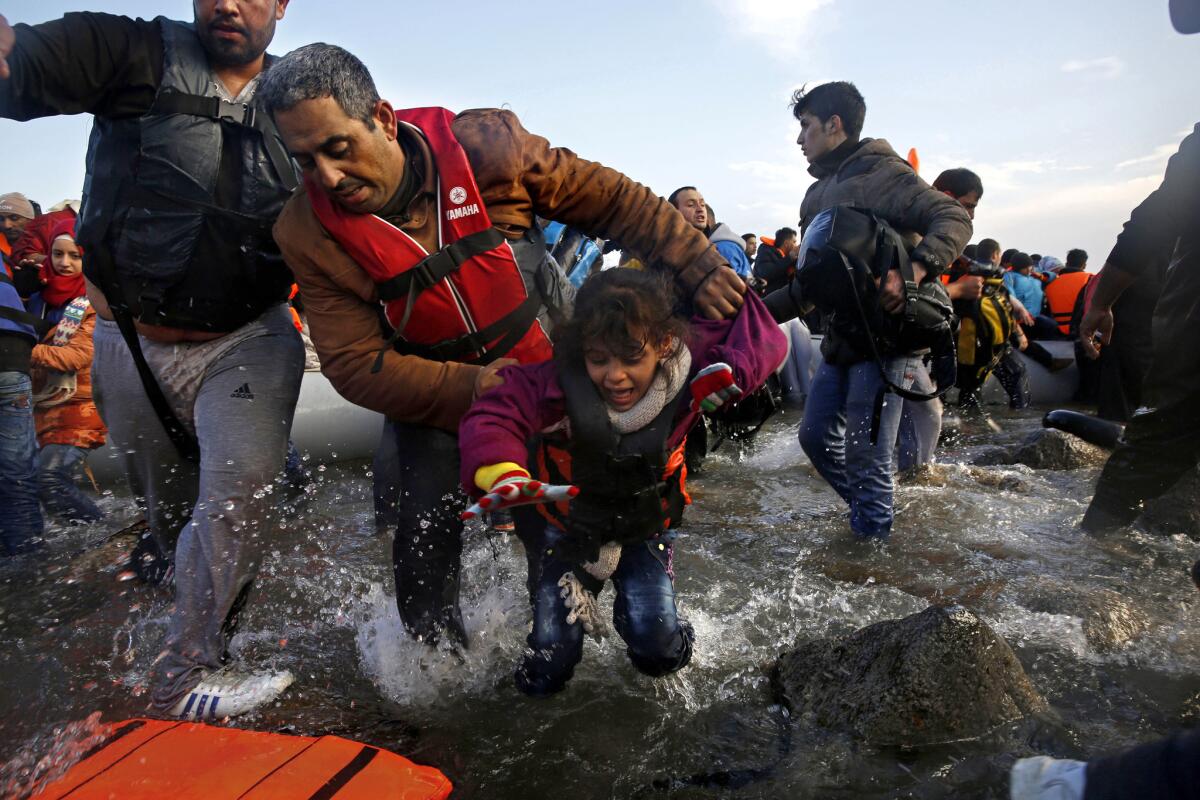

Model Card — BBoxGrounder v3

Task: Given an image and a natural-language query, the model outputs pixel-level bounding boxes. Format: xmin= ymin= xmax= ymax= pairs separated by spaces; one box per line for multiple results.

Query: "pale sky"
xmin=2 ymin=0 xmax=1199 ymax=267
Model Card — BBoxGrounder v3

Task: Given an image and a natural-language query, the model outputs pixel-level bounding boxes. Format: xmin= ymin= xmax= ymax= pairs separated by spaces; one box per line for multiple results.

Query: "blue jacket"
xmin=708 ymin=223 xmax=753 ymax=279
xmin=1003 ymin=270 xmax=1045 ymax=315
xmin=0 ymin=273 xmax=37 ymax=343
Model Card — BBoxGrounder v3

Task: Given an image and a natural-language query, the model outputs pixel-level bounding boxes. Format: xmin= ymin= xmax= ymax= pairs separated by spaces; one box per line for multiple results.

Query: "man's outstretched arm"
xmin=0 ymin=11 xmax=162 ymax=120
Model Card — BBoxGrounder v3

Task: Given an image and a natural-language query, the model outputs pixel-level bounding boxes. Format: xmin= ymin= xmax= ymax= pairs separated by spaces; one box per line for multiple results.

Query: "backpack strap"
xmin=151 ymin=89 xmax=299 ymax=192
xmin=0 ymin=272 xmax=55 ymax=337
xmin=87 ymin=246 xmax=201 ymax=463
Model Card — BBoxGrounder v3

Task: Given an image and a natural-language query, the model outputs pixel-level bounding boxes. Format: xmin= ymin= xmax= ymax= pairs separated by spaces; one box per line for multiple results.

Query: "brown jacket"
xmin=274 ymin=108 xmax=727 ymax=432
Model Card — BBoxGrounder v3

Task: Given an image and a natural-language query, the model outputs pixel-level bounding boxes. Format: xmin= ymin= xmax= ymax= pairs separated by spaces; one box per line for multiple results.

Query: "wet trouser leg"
xmin=896 ymin=362 xmax=941 ymax=472
xmin=100 ymin=308 xmax=305 ymax=712
xmin=1082 ymin=396 xmax=1200 ymax=532
xmin=37 ymin=443 xmax=104 ymax=523
xmin=373 ymin=420 xmax=401 ymax=537
xmin=515 ymin=517 xmax=589 ymax=696
xmin=1084 ymin=728 xmax=1200 ymax=800
xmin=612 ymin=539 xmax=692 ymax=677
xmin=389 ymin=421 xmax=467 ymax=647
xmin=0 ymin=371 xmax=43 ymax=554
xmin=150 ymin=314 xmax=304 ymax=710
xmin=994 ymin=352 xmax=1032 ymax=409
xmin=92 ymin=317 xmax=198 ymax=563
xmin=800 ymin=358 xmax=916 ymax=539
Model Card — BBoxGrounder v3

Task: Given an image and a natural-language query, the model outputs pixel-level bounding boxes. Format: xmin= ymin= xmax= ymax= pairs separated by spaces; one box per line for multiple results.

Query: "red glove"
xmin=690 ymin=362 xmax=742 ymax=413
xmin=461 ymin=475 xmax=579 ymax=521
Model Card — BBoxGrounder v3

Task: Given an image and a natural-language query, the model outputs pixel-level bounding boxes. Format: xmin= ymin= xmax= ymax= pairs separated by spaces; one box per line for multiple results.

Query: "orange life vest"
xmin=1044 ymin=271 xmax=1090 ymax=335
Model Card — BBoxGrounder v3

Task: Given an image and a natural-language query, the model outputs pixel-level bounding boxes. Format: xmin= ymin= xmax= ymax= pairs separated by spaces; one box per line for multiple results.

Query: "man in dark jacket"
xmin=1079 ymin=121 xmax=1200 ymax=532
xmin=766 ymin=81 xmax=972 ymax=540
xmin=753 ymin=226 xmax=797 ymax=296
xmin=0 ymin=1 xmax=302 ymax=721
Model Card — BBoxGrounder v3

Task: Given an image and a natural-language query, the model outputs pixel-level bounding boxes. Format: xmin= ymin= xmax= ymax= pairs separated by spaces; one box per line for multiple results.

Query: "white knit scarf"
xmin=605 ymin=348 xmax=692 ymax=434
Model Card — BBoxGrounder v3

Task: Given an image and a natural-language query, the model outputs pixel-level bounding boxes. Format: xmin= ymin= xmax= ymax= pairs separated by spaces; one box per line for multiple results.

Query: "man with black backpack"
xmin=765 ymin=81 xmax=971 ymax=540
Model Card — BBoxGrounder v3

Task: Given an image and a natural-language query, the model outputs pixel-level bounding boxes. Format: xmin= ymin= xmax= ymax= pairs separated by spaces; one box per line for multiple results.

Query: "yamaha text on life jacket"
xmin=305 ymin=107 xmax=554 ymax=370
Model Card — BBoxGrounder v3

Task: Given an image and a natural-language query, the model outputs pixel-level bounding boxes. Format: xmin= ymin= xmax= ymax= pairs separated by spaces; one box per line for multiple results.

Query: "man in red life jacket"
xmin=260 ymin=44 xmax=746 ymax=648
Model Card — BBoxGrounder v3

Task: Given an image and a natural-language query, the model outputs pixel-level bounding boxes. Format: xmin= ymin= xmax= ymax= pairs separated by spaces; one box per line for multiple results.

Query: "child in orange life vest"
xmin=458 ymin=268 xmax=786 ymax=695
xmin=28 ymin=221 xmax=106 ymax=522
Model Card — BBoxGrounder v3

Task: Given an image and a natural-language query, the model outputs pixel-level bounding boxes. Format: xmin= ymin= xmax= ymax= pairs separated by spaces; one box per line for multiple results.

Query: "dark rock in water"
xmin=1019 ymin=582 xmax=1150 ymax=652
xmin=1011 ymin=429 xmax=1108 ymax=470
xmin=773 ymin=605 xmax=1047 ymax=746
xmin=898 ymin=462 xmax=1031 ymax=493
xmin=1080 ymin=590 xmax=1151 ymax=652
xmin=1141 ymin=468 xmax=1200 ymax=541
xmin=970 ymin=445 xmax=1017 ymax=467
xmin=971 ymin=429 xmax=1108 ymax=471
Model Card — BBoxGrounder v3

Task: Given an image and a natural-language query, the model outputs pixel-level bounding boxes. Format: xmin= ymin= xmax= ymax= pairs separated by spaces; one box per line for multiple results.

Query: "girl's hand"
xmin=690 ymin=362 xmax=742 ymax=413
xmin=461 ymin=476 xmax=579 ymax=521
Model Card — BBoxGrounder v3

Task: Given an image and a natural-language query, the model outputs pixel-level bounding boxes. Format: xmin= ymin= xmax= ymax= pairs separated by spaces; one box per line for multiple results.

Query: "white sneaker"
xmin=1010 ymin=756 xmax=1087 ymax=800
xmin=168 ymin=669 xmax=295 ymax=721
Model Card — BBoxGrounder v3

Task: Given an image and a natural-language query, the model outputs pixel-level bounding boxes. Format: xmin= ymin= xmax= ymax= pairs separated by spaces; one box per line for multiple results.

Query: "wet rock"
xmin=1019 ymin=582 xmax=1150 ymax=652
xmin=1011 ymin=429 xmax=1108 ymax=470
xmin=1079 ymin=589 xmax=1152 ymax=652
xmin=1140 ymin=469 xmax=1200 ymax=540
xmin=970 ymin=445 xmax=1016 ymax=467
xmin=970 ymin=429 xmax=1108 ymax=471
xmin=773 ymin=605 xmax=1047 ymax=746
xmin=899 ymin=462 xmax=1031 ymax=493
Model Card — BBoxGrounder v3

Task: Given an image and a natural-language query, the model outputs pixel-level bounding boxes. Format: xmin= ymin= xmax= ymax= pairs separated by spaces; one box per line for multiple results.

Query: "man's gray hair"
xmin=259 ymin=43 xmax=381 ymax=126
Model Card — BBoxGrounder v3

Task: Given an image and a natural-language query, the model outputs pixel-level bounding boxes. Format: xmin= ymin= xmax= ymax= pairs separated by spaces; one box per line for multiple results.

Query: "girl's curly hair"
xmin=556 ymin=268 xmax=690 ymax=364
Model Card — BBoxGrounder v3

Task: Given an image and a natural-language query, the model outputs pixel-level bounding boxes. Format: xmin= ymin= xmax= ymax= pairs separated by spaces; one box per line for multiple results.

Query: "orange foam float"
xmin=38 ymin=718 xmax=452 ymax=799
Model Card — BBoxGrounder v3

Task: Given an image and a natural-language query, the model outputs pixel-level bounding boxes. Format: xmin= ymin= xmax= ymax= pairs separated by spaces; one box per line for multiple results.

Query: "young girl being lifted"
xmin=458 ymin=268 xmax=786 ymax=695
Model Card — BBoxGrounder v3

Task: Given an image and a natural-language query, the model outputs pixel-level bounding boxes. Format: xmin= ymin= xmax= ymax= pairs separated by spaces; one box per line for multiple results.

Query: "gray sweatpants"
xmin=92 ymin=305 xmax=304 ymax=710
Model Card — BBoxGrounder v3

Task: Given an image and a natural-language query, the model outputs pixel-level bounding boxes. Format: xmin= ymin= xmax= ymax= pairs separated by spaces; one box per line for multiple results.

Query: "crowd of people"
xmin=0 ymin=1 xmax=1198 ymax=799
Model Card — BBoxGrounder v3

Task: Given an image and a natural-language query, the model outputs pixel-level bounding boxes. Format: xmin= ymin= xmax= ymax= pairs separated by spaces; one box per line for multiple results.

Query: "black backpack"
xmin=795 ymin=206 xmax=958 ymax=441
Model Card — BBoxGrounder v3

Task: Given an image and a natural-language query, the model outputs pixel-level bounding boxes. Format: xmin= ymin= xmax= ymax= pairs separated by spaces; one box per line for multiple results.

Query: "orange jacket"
xmin=31 ymin=301 xmax=107 ymax=449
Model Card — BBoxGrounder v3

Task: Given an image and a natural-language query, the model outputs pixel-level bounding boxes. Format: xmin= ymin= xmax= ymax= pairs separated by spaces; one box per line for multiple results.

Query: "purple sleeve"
xmin=666 ymin=291 xmax=788 ymax=446
xmin=689 ymin=291 xmax=787 ymax=391
xmin=458 ymin=361 xmax=565 ymax=496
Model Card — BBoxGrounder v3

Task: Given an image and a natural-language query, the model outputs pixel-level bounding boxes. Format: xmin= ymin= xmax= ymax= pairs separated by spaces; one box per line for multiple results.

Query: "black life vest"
xmin=77 ymin=18 xmax=299 ymax=332
xmin=532 ymin=360 xmax=689 ymax=543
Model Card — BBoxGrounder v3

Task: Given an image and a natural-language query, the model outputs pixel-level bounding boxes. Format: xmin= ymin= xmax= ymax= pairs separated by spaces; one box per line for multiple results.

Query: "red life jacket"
xmin=305 ymin=107 xmax=553 ymax=367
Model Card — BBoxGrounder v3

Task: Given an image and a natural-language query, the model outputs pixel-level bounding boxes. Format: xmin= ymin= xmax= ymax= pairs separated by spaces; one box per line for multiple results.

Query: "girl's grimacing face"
xmin=583 ymin=333 xmax=673 ymax=412
xmin=51 ymin=239 xmax=83 ymax=277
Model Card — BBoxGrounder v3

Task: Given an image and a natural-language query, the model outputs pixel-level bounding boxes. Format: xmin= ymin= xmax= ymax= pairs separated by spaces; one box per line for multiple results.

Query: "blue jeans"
xmin=38 ymin=443 xmax=104 ymax=523
xmin=514 ymin=510 xmax=693 ymax=696
xmin=799 ymin=356 xmax=919 ymax=539
xmin=0 ymin=371 xmax=44 ymax=554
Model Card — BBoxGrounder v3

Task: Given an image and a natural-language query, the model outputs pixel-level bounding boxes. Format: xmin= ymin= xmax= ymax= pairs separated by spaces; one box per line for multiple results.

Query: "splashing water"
xmin=1 ymin=410 xmax=1198 ymax=798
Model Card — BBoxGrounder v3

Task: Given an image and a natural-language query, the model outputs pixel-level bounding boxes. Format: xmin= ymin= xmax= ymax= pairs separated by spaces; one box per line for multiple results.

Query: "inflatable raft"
xmin=86 ymin=370 xmax=384 ymax=486
xmin=801 ymin=335 xmax=1079 ymax=406
xmin=37 ymin=718 xmax=451 ymax=799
